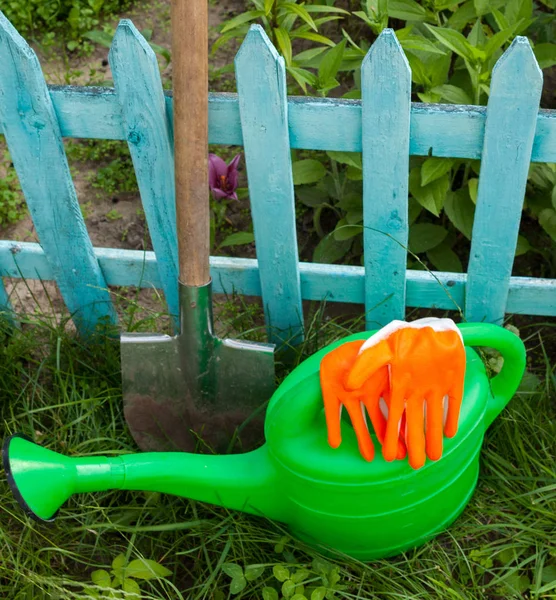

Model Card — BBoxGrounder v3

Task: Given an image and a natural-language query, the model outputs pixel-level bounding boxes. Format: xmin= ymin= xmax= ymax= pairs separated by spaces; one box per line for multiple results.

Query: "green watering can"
xmin=3 ymin=323 xmax=525 ymax=560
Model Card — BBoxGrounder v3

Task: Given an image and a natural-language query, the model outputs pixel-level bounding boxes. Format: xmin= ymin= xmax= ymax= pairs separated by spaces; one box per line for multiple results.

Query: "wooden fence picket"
xmin=0 ymin=13 xmax=116 ymax=334
xmin=466 ymin=37 xmax=543 ymax=324
xmin=109 ymin=20 xmax=179 ymax=323
xmin=235 ymin=25 xmax=303 ymax=345
xmin=362 ymin=29 xmax=411 ymax=329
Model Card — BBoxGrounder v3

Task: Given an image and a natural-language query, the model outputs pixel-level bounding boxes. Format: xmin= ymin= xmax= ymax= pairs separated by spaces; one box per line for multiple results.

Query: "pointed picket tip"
xmin=491 ymin=36 xmax=543 ymax=88
xmin=109 ymin=19 xmax=156 ymax=64
xmin=235 ymin=24 xmax=280 ymax=67
xmin=0 ymin=11 xmax=37 ymax=61
xmin=362 ymin=28 xmax=410 ymax=75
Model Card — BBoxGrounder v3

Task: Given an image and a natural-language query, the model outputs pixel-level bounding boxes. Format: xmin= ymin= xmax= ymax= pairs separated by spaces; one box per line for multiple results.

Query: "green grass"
xmin=0 ymin=304 xmax=555 ymax=600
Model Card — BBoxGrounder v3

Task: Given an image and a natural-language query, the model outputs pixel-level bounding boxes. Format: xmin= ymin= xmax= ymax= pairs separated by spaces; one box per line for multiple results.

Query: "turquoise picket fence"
xmin=0 ymin=12 xmax=555 ymax=341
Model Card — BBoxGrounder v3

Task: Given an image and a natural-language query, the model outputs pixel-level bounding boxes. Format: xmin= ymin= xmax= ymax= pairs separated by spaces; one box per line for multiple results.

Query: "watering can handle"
xmin=268 ymin=322 xmax=526 ymax=440
xmin=458 ymin=323 xmax=526 ymax=429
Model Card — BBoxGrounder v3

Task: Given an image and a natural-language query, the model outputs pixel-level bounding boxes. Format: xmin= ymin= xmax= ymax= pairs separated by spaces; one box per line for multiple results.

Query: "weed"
xmin=0 ymin=150 xmax=26 ymax=227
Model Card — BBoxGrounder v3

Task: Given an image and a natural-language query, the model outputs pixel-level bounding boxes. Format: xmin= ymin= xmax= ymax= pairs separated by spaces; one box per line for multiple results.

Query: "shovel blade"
xmin=121 ymin=330 xmax=276 ymax=452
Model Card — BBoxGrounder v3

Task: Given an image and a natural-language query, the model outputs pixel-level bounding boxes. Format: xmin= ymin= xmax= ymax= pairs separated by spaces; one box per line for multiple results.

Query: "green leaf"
xmin=333 ymin=224 xmax=363 ymax=240
xmin=505 ymin=573 xmax=531 ymax=594
xmin=515 ymin=235 xmax=531 ymax=256
xmin=353 ymin=10 xmax=375 ymax=26
xmin=409 ymin=224 xmax=448 ymax=253
xmin=346 ymin=209 xmax=363 ymax=224
xmin=149 ymin=42 xmax=171 ymax=65
xmin=427 ymin=241 xmax=463 ymax=272
xmin=313 ymin=233 xmax=352 ymax=263
xmin=303 ymin=5 xmax=350 ymax=14
xmin=221 ymin=10 xmax=265 ymax=33
xmin=274 ymin=26 xmax=292 ymax=66
xmin=125 ymin=559 xmax=172 ymax=581
xmin=296 ymin=186 xmax=328 ymax=207
xmin=292 ymin=159 xmax=326 ymax=185
xmin=230 ymin=576 xmax=247 ymax=594
xmin=388 ymin=0 xmax=428 ymax=21
xmin=409 ymin=168 xmax=449 ymax=216
xmin=286 ymin=66 xmax=317 ymax=93
xmin=444 ymin=188 xmax=476 ymax=238
xmin=505 ymin=0 xmax=532 ymax=26
xmin=318 ymin=40 xmax=346 ymax=84
xmin=541 ymin=564 xmax=556 ymax=584
xmin=534 ymin=43 xmax=556 ymax=69
xmin=212 ymin=28 xmax=248 ymax=55
xmin=405 ymin=54 xmax=431 ymax=86
xmin=311 ymin=587 xmax=327 ymax=600
xmin=484 ymin=25 xmax=518 ymax=58
xmin=337 ymin=191 xmax=362 ymax=211
xmin=291 ymin=595 xmax=306 ymax=600
xmin=431 ymin=84 xmax=472 ymax=104
xmin=539 ymin=208 xmax=556 ymax=241
xmin=264 ymin=0 xmax=275 ymax=16
xmin=282 ymin=579 xmax=296 ymax=598
xmin=263 ymin=588 xmax=279 ymax=600
xmin=491 ymin=7 xmax=509 ymax=29
xmin=83 ymin=29 xmax=114 ymax=48
xmin=122 ymin=578 xmax=141 ymax=595
xmin=421 ymin=158 xmax=455 ymax=186
xmin=346 ymin=165 xmax=363 ymax=181
xmin=473 ymin=0 xmax=492 ymax=16
xmin=408 ymin=197 xmax=422 ymax=225
xmin=91 ymin=570 xmax=111 ymax=588
xmin=219 ymin=231 xmax=255 ymax=248
xmin=468 ymin=178 xmax=478 ymax=203
xmin=280 ymin=3 xmax=317 ymax=31
xmin=425 ymin=24 xmax=475 ymax=61
xmin=400 ymin=36 xmax=446 ymax=55
xmin=245 ymin=565 xmax=265 ymax=581
xmin=68 ymin=6 xmax=80 ymax=30
xmin=326 ymin=151 xmax=362 ymax=169
xmin=273 ymin=565 xmax=290 ymax=582
xmin=290 ymin=31 xmax=335 ymax=47
xmin=110 ymin=553 xmax=126 ymax=583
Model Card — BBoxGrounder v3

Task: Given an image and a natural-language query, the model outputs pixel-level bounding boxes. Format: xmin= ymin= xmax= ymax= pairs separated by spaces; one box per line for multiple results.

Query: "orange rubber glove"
xmin=320 ymin=340 xmax=406 ymax=462
xmin=346 ymin=318 xmax=466 ymax=469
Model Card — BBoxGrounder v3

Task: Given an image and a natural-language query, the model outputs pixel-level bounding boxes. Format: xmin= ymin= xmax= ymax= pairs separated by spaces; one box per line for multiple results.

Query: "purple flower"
xmin=208 ymin=153 xmax=241 ymax=201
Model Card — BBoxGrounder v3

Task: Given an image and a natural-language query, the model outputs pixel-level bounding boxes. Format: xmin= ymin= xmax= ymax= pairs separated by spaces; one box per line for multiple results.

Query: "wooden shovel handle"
xmin=172 ymin=0 xmax=210 ymax=286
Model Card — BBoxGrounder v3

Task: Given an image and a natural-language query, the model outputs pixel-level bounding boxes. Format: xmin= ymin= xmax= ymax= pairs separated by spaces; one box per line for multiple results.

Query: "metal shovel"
xmin=120 ymin=0 xmax=276 ymax=453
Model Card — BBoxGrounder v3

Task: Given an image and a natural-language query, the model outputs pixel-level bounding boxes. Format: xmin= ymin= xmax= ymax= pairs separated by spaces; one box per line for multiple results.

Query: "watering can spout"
xmin=3 ymin=434 xmax=283 ymax=523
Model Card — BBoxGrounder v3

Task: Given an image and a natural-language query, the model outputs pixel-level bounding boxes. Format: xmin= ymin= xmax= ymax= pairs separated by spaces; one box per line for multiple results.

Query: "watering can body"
xmin=4 ymin=323 xmax=525 ymax=560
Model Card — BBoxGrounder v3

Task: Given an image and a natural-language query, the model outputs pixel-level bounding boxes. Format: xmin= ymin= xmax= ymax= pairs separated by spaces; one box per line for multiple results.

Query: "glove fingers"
xmin=345 ymin=400 xmax=375 ymax=462
xmin=320 ymin=341 xmax=365 ymax=449
xmin=321 ymin=386 xmax=342 ymax=449
xmin=445 ymin=369 xmax=465 ymax=438
xmin=406 ymin=396 xmax=426 ymax=469
xmin=382 ymin=376 xmax=407 ymax=462
xmin=425 ymin=391 xmax=444 ymax=461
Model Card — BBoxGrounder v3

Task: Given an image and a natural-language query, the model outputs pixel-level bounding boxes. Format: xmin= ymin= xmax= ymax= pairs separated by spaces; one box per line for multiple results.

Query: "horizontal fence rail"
xmin=0 ymin=14 xmax=555 ymax=338
xmin=0 ymin=88 xmax=555 ymax=162
xmin=1 ymin=241 xmax=555 ymax=316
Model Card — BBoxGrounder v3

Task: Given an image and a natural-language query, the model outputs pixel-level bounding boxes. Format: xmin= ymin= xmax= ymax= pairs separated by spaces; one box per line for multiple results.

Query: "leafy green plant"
xmin=85 ymin=553 xmax=172 ymax=598
xmin=2 ymin=0 xmax=134 ymax=51
xmin=214 ymin=0 xmax=350 ymax=95
xmin=212 ymin=0 xmax=556 ymax=276
xmin=0 ymin=150 xmax=26 ymax=227
xmin=219 ymin=552 xmax=348 ymax=600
